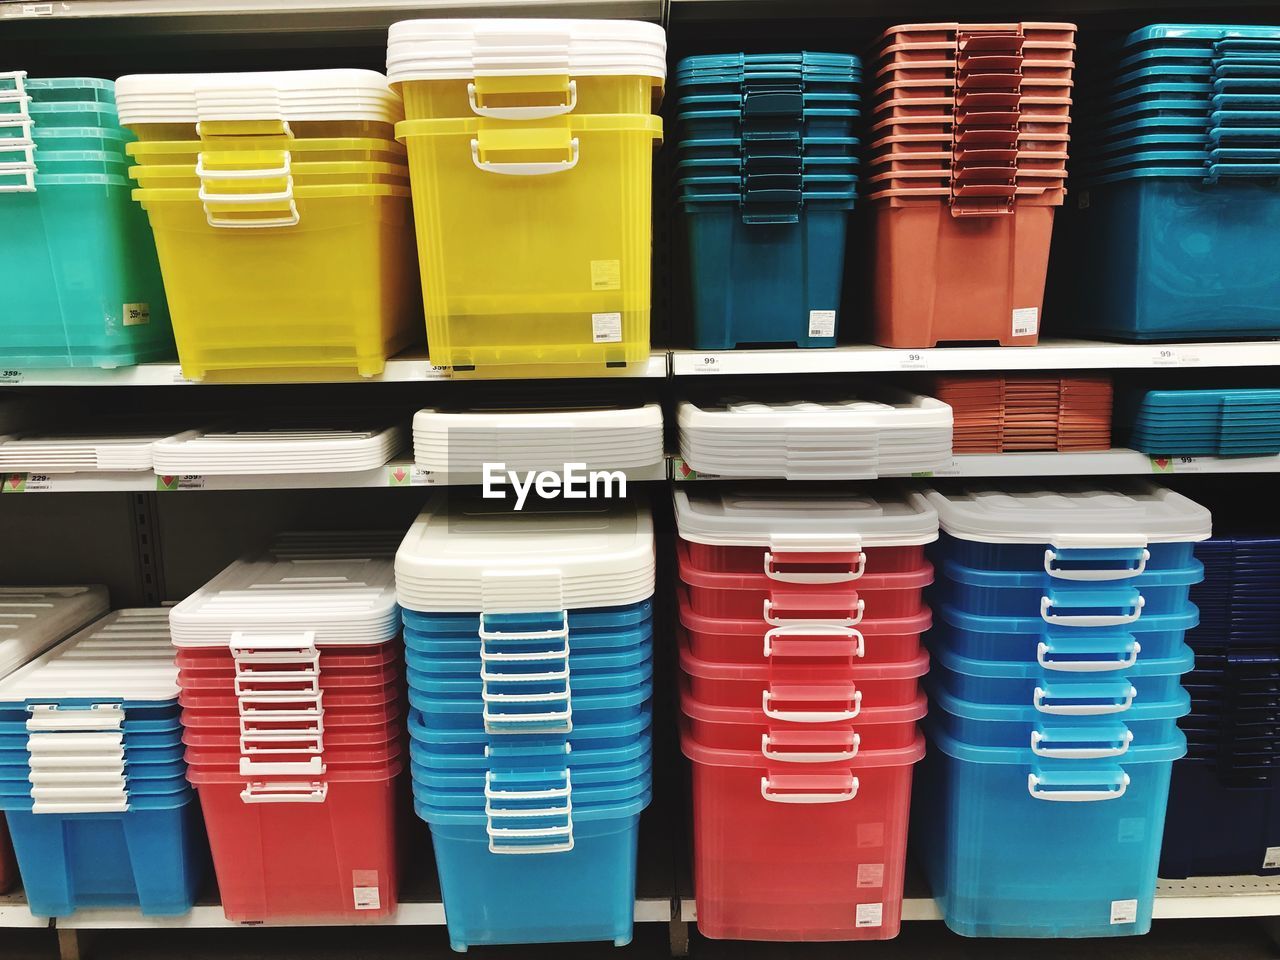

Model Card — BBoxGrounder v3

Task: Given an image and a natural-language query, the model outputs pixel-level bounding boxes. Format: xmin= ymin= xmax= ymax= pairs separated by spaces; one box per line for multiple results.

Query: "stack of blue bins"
xmin=912 ymin=483 xmax=1209 ymax=938
xmin=1070 ymin=24 xmax=1280 ymax=341
xmin=394 ymin=498 xmax=655 ymax=952
xmin=1161 ymin=535 xmax=1280 ymax=878
xmin=0 ymin=72 xmax=173 ymax=368
xmin=1116 ymin=387 xmax=1280 ymax=455
xmin=0 ymin=609 xmax=203 ymax=917
xmin=673 ymin=53 xmax=861 ymax=349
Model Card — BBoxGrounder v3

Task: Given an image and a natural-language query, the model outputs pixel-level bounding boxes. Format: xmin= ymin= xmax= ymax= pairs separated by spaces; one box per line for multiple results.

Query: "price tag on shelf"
xmin=156 ymin=475 xmax=206 ymax=491
xmin=1149 ymin=456 xmax=1203 ymax=474
xmin=690 ymin=355 xmax=725 ymax=375
xmin=388 ymin=464 xmax=430 ymax=487
xmin=0 ymin=369 xmax=24 ymax=385
xmin=1150 ymin=348 xmax=1201 ymax=367
xmin=3 ymin=473 xmax=52 ymax=493
xmin=897 ymin=352 xmax=928 ymax=371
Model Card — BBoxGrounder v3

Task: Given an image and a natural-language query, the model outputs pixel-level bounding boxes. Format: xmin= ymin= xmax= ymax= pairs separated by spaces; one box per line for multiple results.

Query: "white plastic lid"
xmin=151 ymin=424 xmax=405 ymax=475
xmin=674 ymin=487 xmax=939 ymax=549
xmin=0 ymin=587 xmax=110 ymax=681
xmin=0 ymin=609 xmax=177 ymax=704
xmin=924 ymin=482 xmax=1213 ymax=546
xmin=678 ymin=389 xmax=952 ymax=432
xmin=387 ymin=19 xmax=667 ymax=84
xmin=0 ymin=430 xmax=189 ymax=472
xmin=395 ymin=496 xmax=654 ymax=613
xmin=114 ymin=70 xmax=403 ymax=125
xmin=169 ymin=544 xmax=398 ymax=647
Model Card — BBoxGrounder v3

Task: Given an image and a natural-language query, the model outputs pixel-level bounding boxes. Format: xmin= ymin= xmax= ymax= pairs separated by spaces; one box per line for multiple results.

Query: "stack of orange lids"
xmin=929 ymin=375 xmax=1111 ymax=453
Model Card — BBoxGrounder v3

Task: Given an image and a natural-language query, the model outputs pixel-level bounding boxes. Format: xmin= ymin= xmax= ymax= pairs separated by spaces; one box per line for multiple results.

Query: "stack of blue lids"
xmin=1116 ymin=387 xmax=1280 ymax=455
xmin=1076 ymin=24 xmax=1280 ymax=186
xmin=673 ymin=53 xmax=862 ymax=218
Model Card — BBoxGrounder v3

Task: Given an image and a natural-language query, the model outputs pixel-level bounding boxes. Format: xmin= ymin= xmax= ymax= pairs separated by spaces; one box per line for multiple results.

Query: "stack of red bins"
xmin=865 ymin=22 xmax=1077 ymax=347
xmin=675 ymin=487 xmax=938 ymax=941
xmin=167 ymin=533 xmax=405 ymax=923
xmin=928 ymin=374 xmax=1113 ymax=452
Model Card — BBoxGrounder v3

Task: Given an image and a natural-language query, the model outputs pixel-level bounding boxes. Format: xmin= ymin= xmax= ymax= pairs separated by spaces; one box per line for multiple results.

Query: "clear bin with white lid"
xmin=0 ymin=429 xmax=188 ymax=473
xmin=922 ymin=481 xmax=1212 ymax=572
xmin=387 ymin=18 xmax=665 ymax=121
xmin=412 ymin=402 xmax=662 ymax=477
xmin=151 ymin=421 xmax=405 ymax=475
xmin=0 ymin=587 xmax=109 ymax=682
xmin=395 ymin=496 xmax=654 ymax=613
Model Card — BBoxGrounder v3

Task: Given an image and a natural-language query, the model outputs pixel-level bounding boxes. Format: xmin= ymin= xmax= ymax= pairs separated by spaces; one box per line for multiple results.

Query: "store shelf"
xmin=670 ymin=340 xmax=1280 ymax=377
xmin=670 ymin=450 xmax=1280 ymax=481
xmin=0 ymin=460 xmax=668 ymax=493
xmin=0 ymin=351 xmax=668 ymax=387
xmin=0 ymin=892 xmax=51 ymax=929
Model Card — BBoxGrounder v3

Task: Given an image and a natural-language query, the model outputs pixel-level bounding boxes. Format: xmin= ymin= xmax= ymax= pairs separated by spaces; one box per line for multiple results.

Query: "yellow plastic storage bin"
xmin=130 ymin=159 xmax=409 ymax=189
xmin=398 ymin=74 xmax=661 ymax=123
xmin=127 ymin=138 xmax=407 ymax=166
xmin=132 ymin=183 xmax=419 ymax=380
xmin=397 ymin=113 xmax=661 ymax=374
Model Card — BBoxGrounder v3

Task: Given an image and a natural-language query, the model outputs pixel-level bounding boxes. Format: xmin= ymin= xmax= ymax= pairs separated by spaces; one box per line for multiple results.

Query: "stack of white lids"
xmin=114 ymin=70 xmax=403 ymax=126
xmin=169 ymin=543 xmax=398 ymax=648
xmin=151 ymin=422 xmax=406 ymax=475
xmin=677 ymin=388 xmax=953 ymax=479
xmin=674 ymin=486 xmax=939 ymax=549
xmin=0 ymin=429 xmax=191 ymax=472
xmin=387 ymin=19 xmax=667 ymax=84
xmin=396 ymin=496 xmax=655 ymax=613
xmin=924 ymin=481 xmax=1214 ymax=545
xmin=0 ymin=609 xmax=177 ymax=704
xmin=412 ymin=403 xmax=662 ymax=477
xmin=0 ymin=586 xmax=110 ymax=680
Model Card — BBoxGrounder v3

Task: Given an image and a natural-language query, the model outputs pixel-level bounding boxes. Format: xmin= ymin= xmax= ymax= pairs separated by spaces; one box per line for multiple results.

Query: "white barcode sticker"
xmin=123 ymin=303 xmax=150 ymax=327
xmin=354 ymin=886 xmax=381 ymax=911
xmin=855 ymin=903 xmax=883 ymax=928
xmin=1263 ymin=846 xmax=1280 ymax=869
xmin=856 ymin=863 xmax=884 ymax=888
xmin=808 ymin=310 xmax=837 ymax=338
xmin=591 ymin=312 xmax=623 ymax=343
xmin=1012 ymin=307 xmax=1039 ymax=337
xmin=1110 ymin=899 xmax=1138 ymax=925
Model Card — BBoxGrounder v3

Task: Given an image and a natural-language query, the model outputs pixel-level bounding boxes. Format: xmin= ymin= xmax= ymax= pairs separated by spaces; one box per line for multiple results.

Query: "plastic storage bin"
xmin=914 ymin=725 xmax=1186 ymax=937
xmin=0 ymin=818 xmax=15 ymax=894
xmin=1160 ymin=759 xmax=1280 ymax=878
xmin=1116 ymin=387 xmax=1280 ymax=456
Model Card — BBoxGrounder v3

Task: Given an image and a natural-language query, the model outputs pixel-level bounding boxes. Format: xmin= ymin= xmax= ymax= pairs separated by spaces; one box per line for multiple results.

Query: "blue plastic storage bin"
xmin=932 ymin=532 xmax=1198 ymax=574
xmin=927 ymin=681 xmax=1189 ymax=749
xmin=407 ymin=709 xmax=651 ymax=756
xmin=414 ymin=790 xmax=648 ymax=951
xmin=913 ymin=724 xmax=1186 ymax=938
xmin=931 ymin=602 xmax=1199 ymax=666
xmin=408 ymin=680 xmax=653 ymax=732
xmin=3 ymin=794 xmax=205 ymax=916
xmin=1161 ymin=759 xmax=1280 ymax=877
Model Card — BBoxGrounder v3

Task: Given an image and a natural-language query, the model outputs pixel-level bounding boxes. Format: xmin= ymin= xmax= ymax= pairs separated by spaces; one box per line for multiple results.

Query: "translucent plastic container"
xmin=396 ymin=113 xmax=661 ymax=375
xmin=683 ymin=725 xmax=924 ymax=941
xmin=913 ymin=724 xmax=1185 ymax=938
xmin=131 ymin=184 xmax=418 ymax=379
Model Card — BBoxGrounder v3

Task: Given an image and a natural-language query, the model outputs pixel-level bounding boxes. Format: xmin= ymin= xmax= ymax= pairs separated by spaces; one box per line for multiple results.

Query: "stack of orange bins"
xmin=865 ymin=22 xmax=1077 ymax=347
xmin=928 ymin=375 xmax=1112 ymax=453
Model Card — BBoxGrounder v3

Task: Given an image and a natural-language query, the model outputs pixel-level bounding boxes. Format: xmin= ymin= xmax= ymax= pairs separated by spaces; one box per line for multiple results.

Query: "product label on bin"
xmin=855 ymin=903 xmax=883 ymax=928
xmin=808 ymin=310 xmax=836 ymax=338
xmin=1263 ymin=846 xmax=1280 ymax=869
xmin=856 ymin=863 xmax=884 ymax=888
xmin=590 ymin=259 xmax=622 ymax=291
xmin=1011 ymin=307 xmax=1039 ymax=338
xmin=591 ymin=312 xmax=623 ymax=343
xmin=353 ymin=870 xmax=381 ymax=911
xmin=123 ymin=303 xmax=150 ymax=326
xmin=1110 ymin=899 xmax=1138 ymax=925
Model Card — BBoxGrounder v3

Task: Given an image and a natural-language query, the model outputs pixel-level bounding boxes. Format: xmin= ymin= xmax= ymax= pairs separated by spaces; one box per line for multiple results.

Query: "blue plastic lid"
xmin=406 ymin=708 xmax=651 ymax=745
xmin=675 ymin=134 xmax=861 ymax=152
xmin=925 ymin=718 xmax=1188 ymax=766
xmin=1123 ymin=24 xmax=1280 ymax=48
xmin=939 ymin=556 xmax=1204 ymax=588
xmin=934 ymin=601 xmax=1200 ymax=636
xmin=676 ymin=91 xmax=862 ymax=108
xmin=930 ymin=641 xmax=1195 ymax=680
xmin=677 ymin=52 xmax=862 ymax=72
xmin=926 ymin=678 xmax=1191 ymax=723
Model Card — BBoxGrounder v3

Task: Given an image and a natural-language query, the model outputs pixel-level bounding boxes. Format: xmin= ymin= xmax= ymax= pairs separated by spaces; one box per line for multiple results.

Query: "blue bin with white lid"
xmin=0 ymin=608 xmax=202 ymax=916
xmin=912 ymin=722 xmax=1187 ymax=938
xmin=395 ymin=496 xmax=654 ymax=951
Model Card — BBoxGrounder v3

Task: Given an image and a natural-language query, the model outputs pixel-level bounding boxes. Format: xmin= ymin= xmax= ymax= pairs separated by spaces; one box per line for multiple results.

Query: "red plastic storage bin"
xmin=683 ymin=724 xmax=925 ymax=941
xmin=680 ymin=637 xmax=929 ymax=713
xmin=681 ymin=679 xmax=926 ymax=753
xmin=679 ymin=589 xmax=931 ymax=668
xmin=0 ymin=815 xmax=15 ymax=895
xmin=681 ymin=538 xmax=926 ymax=577
xmin=678 ymin=542 xmax=932 ymax=623
xmin=185 ymin=739 xmax=402 ymax=773
xmin=188 ymin=762 xmax=403 ymax=923
xmin=179 ymin=684 xmax=401 ymax=714
xmin=175 ymin=642 xmax=400 ymax=672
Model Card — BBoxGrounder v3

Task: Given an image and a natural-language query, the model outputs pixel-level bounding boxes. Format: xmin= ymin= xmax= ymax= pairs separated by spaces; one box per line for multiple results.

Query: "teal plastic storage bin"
xmin=913 ymin=725 xmax=1186 ymax=938
xmin=1 ymin=173 xmax=174 ymax=367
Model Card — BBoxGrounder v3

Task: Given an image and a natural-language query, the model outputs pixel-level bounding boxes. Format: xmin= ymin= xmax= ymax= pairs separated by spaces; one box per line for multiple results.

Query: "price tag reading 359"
xmin=0 ymin=369 xmax=23 ymax=385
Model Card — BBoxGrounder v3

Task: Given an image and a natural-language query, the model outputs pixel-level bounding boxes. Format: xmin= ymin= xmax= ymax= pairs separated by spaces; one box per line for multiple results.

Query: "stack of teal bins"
xmin=1070 ymin=24 xmax=1280 ymax=341
xmin=674 ymin=53 xmax=861 ymax=349
xmin=912 ymin=484 xmax=1209 ymax=938
xmin=1116 ymin=387 xmax=1280 ymax=455
xmin=0 ymin=72 xmax=173 ymax=368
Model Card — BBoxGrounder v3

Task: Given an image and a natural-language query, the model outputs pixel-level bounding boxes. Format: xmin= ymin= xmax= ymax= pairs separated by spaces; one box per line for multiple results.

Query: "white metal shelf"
xmin=670 ymin=340 xmax=1280 ymax=376
xmin=0 ymin=351 xmax=668 ymax=387
xmin=0 ymin=460 xmax=668 ymax=493
xmin=670 ymin=450 xmax=1280 ymax=481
